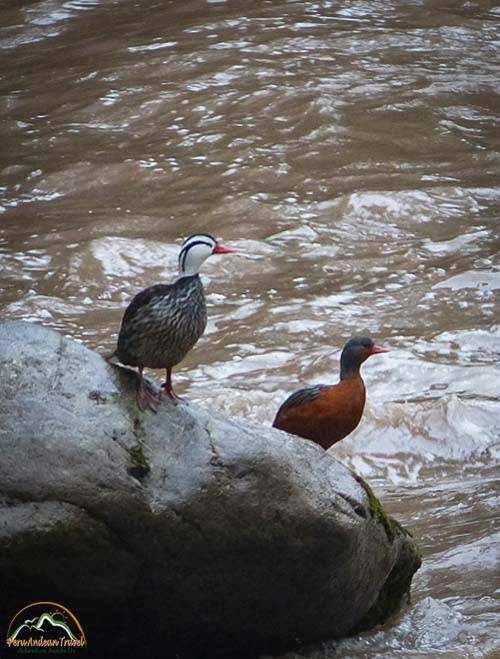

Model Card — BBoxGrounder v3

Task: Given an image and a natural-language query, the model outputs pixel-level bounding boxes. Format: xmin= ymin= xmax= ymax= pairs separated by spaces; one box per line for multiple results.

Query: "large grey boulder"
xmin=0 ymin=320 xmax=420 ymax=658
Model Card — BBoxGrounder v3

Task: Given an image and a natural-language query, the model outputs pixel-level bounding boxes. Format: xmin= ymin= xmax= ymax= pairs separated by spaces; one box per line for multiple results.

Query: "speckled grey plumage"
xmin=116 ymin=274 xmax=207 ymax=369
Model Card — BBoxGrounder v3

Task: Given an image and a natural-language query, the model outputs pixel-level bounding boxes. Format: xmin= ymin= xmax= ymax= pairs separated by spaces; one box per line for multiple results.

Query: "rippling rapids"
xmin=1 ymin=1 xmax=499 ymax=657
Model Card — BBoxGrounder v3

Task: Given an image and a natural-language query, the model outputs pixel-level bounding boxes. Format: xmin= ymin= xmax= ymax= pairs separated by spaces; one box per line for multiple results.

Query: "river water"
xmin=1 ymin=1 xmax=499 ymax=657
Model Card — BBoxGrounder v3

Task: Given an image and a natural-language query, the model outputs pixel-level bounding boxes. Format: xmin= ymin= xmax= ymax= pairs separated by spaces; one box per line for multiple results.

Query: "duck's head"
xmin=178 ymin=234 xmax=235 ymax=277
xmin=340 ymin=336 xmax=389 ymax=378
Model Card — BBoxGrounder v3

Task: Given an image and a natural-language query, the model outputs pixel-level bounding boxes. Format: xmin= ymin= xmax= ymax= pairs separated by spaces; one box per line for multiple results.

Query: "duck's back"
xmin=116 ymin=275 xmax=207 ymax=369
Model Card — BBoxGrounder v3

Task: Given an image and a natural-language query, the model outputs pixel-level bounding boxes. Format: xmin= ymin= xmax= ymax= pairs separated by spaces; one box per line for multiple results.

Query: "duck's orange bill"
xmin=371 ymin=345 xmax=389 ymax=354
xmin=213 ymin=244 xmax=236 ymax=254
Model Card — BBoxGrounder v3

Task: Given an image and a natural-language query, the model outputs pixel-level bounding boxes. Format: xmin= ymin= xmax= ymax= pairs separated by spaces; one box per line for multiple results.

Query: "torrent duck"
xmin=115 ymin=233 xmax=235 ymax=410
xmin=273 ymin=336 xmax=388 ymax=449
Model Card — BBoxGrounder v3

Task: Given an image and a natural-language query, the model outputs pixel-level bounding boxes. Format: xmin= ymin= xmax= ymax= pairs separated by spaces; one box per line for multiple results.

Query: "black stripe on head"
xmin=179 ymin=236 xmax=216 ymax=272
xmin=183 ymin=233 xmax=217 ymax=245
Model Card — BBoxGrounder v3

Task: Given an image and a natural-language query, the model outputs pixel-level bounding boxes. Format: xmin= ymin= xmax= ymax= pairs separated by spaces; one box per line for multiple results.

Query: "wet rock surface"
xmin=0 ymin=320 xmax=421 ymax=658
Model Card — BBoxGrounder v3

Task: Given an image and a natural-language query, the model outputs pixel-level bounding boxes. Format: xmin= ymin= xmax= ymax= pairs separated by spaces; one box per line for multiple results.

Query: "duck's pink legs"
xmin=161 ymin=367 xmax=183 ymax=403
xmin=137 ymin=367 xmax=162 ymax=412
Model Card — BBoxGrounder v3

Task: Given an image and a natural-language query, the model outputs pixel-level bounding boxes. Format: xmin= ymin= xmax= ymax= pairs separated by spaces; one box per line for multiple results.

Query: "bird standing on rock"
xmin=273 ymin=337 xmax=389 ymax=450
xmin=115 ymin=234 xmax=235 ymax=411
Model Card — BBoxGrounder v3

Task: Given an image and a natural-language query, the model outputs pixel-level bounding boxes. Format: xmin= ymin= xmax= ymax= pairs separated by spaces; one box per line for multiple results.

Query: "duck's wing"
xmin=274 ymin=384 xmax=329 ymax=417
xmin=121 ymin=283 xmax=173 ymax=325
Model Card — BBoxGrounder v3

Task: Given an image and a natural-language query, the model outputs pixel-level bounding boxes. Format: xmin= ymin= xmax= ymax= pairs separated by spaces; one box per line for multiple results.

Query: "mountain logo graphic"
xmin=6 ymin=601 xmax=87 ymax=652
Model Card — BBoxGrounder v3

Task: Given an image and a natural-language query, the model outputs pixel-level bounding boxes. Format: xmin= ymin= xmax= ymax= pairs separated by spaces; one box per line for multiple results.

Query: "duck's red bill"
xmin=213 ymin=245 xmax=236 ymax=254
xmin=371 ymin=345 xmax=390 ymax=354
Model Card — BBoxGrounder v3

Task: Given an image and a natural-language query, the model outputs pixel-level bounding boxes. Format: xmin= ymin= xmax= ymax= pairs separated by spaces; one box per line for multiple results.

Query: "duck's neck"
xmin=178 ymin=270 xmax=200 ymax=280
xmin=178 ymin=248 xmax=206 ymax=278
xmin=339 ymin=355 xmax=362 ymax=381
xmin=179 ymin=254 xmax=203 ymax=277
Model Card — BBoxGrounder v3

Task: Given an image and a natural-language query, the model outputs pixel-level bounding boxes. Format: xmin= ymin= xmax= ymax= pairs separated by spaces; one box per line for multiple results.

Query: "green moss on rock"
xmin=127 ymin=444 xmax=150 ymax=480
xmin=354 ymin=475 xmax=398 ymax=542
xmin=351 ymin=473 xmax=423 ymax=632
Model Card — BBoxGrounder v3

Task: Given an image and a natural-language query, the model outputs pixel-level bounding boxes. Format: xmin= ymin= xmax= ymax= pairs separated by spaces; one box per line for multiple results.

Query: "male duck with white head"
xmin=115 ymin=234 xmax=235 ymax=410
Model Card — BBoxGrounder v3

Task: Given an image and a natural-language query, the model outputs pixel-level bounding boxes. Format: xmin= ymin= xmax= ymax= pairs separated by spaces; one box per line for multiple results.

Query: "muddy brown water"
xmin=1 ymin=1 xmax=499 ymax=657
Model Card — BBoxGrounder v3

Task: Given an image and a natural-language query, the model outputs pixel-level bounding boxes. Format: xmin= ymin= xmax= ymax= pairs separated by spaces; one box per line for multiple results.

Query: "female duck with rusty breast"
xmin=273 ymin=337 xmax=389 ymax=450
xmin=115 ymin=234 xmax=235 ymax=411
